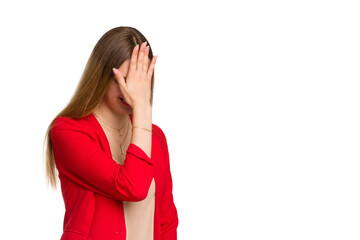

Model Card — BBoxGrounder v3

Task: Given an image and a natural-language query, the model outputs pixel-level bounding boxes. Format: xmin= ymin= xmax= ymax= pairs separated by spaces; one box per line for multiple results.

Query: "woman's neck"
xmin=93 ymin=102 xmax=130 ymax=129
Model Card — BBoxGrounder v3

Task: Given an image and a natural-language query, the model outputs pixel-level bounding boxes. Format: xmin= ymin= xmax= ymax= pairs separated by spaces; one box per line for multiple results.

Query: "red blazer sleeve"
xmin=50 ymin=119 xmax=155 ymax=202
xmin=158 ymin=128 xmax=179 ymax=240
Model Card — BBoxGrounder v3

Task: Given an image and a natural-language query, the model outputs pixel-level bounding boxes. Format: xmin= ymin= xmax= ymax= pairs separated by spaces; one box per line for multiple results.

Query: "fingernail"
xmin=135 ymin=44 xmax=139 ymax=51
xmin=112 ymin=68 xmax=120 ymax=75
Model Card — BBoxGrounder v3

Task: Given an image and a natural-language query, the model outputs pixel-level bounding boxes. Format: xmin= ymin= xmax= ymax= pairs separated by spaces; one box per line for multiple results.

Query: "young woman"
xmin=43 ymin=27 xmax=179 ymax=240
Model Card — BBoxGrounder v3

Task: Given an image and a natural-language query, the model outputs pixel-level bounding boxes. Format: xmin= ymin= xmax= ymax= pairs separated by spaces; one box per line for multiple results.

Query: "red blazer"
xmin=50 ymin=113 xmax=179 ymax=240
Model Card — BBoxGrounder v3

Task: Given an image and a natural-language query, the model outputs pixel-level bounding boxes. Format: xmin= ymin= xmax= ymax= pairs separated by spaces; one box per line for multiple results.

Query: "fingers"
xmin=112 ymin=68 xmax=125 ymax=86
xmin=147 ymin=56 xmax=157 ymax=80
xmin=117 ymin=74 xmax=126 ymax=90
xmin=129 ymin=44 xmax=139 ymax=73
xmin=115 ymin=42 xmax=154 ymax=84
xmin=137 ymin=42 xmax=147 ymax=71
xmin=143 ymin=45 xmax=150 ymax=73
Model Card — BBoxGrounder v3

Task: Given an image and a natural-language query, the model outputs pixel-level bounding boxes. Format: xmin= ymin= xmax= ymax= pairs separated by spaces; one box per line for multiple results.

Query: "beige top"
xmin=102 ymin=125 xmax=156 ymax=240
xmin=123 ymin=178 xmax=156 ymax=240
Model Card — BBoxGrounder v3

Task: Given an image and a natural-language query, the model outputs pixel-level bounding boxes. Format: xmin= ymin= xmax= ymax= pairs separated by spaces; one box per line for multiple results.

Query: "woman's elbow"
xmin=132 ymin=191 xmax=148 ymax=201
xmin=124 ymin=185 xmax=150 ymax=202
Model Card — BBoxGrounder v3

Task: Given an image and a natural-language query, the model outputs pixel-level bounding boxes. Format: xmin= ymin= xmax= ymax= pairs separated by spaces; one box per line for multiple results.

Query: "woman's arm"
xmin=131 ymin=105 xmax=152 ymax=158
xmin=51 ymin=116 xmax=154 ymax=202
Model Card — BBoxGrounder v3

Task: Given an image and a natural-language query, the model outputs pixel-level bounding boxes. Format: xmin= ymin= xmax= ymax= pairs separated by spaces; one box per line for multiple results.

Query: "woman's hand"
xmin=112 ymin=41 xmax=157 ymax=109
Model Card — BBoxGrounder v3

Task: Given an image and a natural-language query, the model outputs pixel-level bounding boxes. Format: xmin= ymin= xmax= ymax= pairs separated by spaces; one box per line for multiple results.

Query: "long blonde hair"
xmin=43 ymin=26 xmax=155 ymax=190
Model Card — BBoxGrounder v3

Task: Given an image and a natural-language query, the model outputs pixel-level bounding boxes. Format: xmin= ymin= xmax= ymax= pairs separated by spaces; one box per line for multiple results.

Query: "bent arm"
xmin=51 ymin=126 xmax=154 ymax=202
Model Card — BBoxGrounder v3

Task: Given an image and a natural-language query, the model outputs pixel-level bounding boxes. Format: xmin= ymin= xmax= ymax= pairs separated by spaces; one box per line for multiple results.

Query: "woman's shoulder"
xmin=51 ymin=114 xmax=96 ymax=133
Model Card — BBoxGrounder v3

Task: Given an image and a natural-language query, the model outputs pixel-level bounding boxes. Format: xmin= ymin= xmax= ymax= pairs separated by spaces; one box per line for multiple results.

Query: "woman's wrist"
xmin=132 ymin=104 xmax=152 ymax=129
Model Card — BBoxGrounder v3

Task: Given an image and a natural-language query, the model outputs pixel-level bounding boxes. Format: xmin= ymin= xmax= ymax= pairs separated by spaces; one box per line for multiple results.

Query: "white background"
xmin=0 ymin=0 xmax=359 ymax=239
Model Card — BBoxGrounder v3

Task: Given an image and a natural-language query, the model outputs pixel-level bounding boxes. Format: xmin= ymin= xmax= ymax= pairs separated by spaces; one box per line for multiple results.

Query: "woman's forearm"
xmin=130 ymin=104 xmax=153 ymax=159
